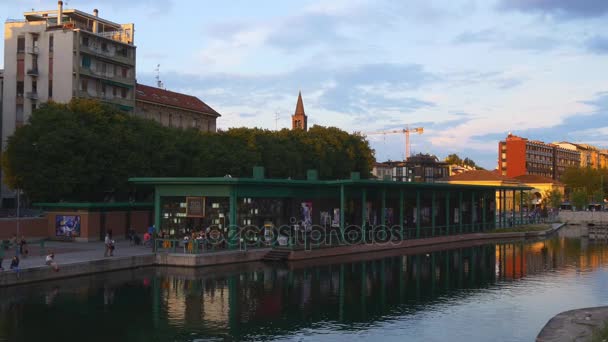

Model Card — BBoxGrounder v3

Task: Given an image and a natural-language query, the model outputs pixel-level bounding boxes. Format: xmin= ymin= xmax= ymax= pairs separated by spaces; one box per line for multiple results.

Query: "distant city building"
xmin=449 ymin=164 xmax=477 ymax=176
xmin=2 ymin=1 xmax=136 ymax=148
xmin=372 ymin=162 xmax=393 ymax=180
xmin=498 ymin=134 xmax=580 ymax=181
xmin=438 ymin=170 xmax=564 ymax=210
xmin=554 ymin=142 xmax=608 ymax=169
xmin=291 ymin=91 xmax=307 ymax=131
xmin=371 ymin=154 xmax=450 ymax=183
xmin=134 ymin=84 xmax=220 ymax=132
xmin=1 ymin=2 xmax=221 ymax=206
xmin=0 ymin=69 xmax=3 ymax=119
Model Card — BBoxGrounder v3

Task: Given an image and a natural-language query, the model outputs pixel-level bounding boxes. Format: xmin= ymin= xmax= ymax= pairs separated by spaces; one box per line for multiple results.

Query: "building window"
xmin=121 ymin=67 xmax=128 ymax=78
xmin=16 ymin=104 xmax=24 ymax=125
xmin=101 ymin=84 xmax=106 ymax=97
xmin=32 ymin=80 xmax=37 ymax=93
xmin=82 ymin=55 xmax=91 ymax=68
xmin=80 ymin=78 xmax=88 ymax=92
xmin=121 ymin=88 xmax=127 ymax=98
xmin=48 ymin=80 xmax=53 ymax=98
xmin=49 ymin=35 xmax=54 ymax=52
xmin=31 ymin=102 xmax=37 ymax=113
xmin=113 ymin=86 xmax=117 ymax=97
xmin=101 ymin=42 xmax=108 ymax=52
xmin=82 ymin=36 xmax=89 ymax=47
xmin=17 ymin=81 xmax=24 ymax=97
xmin=17 ymin=36 xmax=25 ymax=53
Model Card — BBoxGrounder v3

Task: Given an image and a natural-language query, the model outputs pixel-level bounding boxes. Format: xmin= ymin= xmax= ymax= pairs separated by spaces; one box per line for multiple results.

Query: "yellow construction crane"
xmin=365 ymin=126 xmax=424 ymax=160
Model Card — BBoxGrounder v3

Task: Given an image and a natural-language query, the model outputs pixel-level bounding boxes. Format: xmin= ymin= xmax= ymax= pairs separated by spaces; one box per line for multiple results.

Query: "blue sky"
xmin=1 ymin=0 xmax=607 ymax=169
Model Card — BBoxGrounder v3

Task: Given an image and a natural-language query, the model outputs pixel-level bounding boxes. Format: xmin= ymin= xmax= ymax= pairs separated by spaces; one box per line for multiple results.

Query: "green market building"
xmin=129 ymin=167 xmax=531 ymax=249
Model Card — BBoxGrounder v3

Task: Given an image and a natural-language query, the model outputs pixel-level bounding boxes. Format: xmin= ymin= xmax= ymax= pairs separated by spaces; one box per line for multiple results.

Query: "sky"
xmin=1 ymin=0 xmax=607 ymax=169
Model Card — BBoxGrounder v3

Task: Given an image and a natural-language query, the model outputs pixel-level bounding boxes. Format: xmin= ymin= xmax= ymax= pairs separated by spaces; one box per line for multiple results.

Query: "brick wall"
xmin=0 ymin=217 xmax=47 ymax=239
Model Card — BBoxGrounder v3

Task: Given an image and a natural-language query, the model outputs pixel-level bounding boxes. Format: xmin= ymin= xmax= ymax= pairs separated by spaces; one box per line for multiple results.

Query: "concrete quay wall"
xmin=155 ymin=249 xmax=270 ymax=267
xmin=0 ymin=224 xmax=564 ymax=287
xmin=559 ymin=211 xmax=608 ymax=224
xmin=0 ymin=254 xmax=156 ymax=287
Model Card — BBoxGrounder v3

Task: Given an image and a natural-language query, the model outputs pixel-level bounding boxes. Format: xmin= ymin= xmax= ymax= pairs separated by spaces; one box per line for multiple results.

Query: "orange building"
xmin=498 ymin=134 xmax=579 ymax=181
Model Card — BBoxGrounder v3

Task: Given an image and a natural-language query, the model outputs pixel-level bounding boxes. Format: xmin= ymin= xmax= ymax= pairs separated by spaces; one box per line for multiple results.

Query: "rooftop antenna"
xmin=274 ymin=111 xmax=280 ymax=130
xmin=154 ymin=64 xmax=164 ymax=89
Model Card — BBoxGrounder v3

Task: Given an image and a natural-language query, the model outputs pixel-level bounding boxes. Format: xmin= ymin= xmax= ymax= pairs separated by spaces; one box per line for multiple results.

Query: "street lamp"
xmin=16 ymin=188 xmax=22 ymax=237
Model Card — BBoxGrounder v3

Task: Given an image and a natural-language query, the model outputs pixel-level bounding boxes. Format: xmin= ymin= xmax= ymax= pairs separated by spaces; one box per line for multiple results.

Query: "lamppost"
xmin=16 ymin=188 xmax=22 ymax=237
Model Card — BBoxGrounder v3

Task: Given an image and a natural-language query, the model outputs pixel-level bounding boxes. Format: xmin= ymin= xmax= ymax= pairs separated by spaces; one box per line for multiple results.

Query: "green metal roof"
xmin=33 ymin=202 xmax=153 ymax=209
xmin=129 ymin=177 xmax=531 ymax=191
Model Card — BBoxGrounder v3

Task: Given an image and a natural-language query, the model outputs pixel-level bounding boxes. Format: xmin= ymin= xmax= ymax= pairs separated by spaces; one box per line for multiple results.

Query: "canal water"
xmin=1 ymin=226 xmax=608 ymax=341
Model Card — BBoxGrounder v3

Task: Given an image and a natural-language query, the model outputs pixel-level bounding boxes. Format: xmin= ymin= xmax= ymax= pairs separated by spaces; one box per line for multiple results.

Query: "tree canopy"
xmin=561 ymin=166 xmax=608 ymax=203
xmin=2 ymin=99 xmax=375 ymax=202
xmin=444 ymin=153 xmax=483 ymax=170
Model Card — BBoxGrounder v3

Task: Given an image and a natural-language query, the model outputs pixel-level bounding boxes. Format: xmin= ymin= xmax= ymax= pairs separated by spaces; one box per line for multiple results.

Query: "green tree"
xmin=542 ymin=188 xmax=563 ymax=209
xmin=571 ymin=189 xmax=588 ymax=211
xmin=2 ymin=100 xmax=375 ymax=202
xmin=444 ymin=153 xmax=483 ymax=170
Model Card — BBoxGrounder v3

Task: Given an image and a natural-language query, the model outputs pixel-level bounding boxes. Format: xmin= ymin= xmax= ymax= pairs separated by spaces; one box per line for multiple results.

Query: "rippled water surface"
xmin=2 ymin=226 xmax=608 ymax=341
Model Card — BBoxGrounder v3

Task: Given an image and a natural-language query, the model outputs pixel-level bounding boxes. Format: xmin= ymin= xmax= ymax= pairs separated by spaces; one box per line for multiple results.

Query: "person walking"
xmin=19 ymin=235 xmax=29 ymax=258
xmin=9 ymin=234 xmax=17 ymax=256
xmin=104 ymin=232 xmax=112 ymax=257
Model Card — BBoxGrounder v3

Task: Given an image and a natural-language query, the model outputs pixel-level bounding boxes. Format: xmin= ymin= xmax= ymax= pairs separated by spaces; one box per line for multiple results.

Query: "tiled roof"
xmin=438 ymin=170 xmax=516 ymax=182
xmin=514 ymin=174 xmax=561 ymax=185
xmin=135 ymin=83 xmax=220 ymax=117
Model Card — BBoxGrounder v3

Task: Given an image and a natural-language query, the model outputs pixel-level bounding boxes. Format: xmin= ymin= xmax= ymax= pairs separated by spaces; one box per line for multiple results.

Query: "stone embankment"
xmin=559 ymin=211 xmax=608 ymax=225
xmin=537 ymin=306 xmax=608 ymax=342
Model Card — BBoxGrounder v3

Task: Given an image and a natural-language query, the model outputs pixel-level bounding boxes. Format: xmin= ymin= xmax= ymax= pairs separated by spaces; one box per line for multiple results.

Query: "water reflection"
xmin=1 ymin=227 xmax=608 ymax=341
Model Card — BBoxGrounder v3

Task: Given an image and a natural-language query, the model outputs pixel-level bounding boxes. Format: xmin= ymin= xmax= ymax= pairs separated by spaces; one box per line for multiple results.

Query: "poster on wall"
xmin=55 ymin=215 xmax=81 ymax=237
xmin=186 ymin=197 xmax=205 ymax=217
xmin=301 ymin=202 xmax=313 ymax=231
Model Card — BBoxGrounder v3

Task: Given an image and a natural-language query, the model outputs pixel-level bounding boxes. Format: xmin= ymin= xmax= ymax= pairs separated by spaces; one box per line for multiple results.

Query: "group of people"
xmin=0 ymin=247 xmax=59 ymax=278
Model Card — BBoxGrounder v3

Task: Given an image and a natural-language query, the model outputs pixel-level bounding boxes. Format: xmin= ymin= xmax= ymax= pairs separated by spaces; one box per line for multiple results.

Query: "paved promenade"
xmin=1 ymin=240 xmax=153 ymax=271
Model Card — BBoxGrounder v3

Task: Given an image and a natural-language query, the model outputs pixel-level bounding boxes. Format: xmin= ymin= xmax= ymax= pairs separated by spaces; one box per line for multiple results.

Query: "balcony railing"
xmin=26 ymin=91 xmax=38 ymax=100
xmin=79 ymin=44 xmax=135 ymax=66
xmin=77 ymin=91 xmax=134 ymax=109
xmin=79 ymin=66 xmax=134 ymax=86
xmin=26 ymin=68 xmax=39 ymax=76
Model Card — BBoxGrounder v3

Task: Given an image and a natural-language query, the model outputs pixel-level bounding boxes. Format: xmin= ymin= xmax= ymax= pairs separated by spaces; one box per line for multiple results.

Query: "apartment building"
xmin=498 ymin=134 xmax=580 ymax=181
xmin=134 ymin=83 xmax=220 ymax=132
xmin=372 ymin=154 xmax=450 ymax=183
xmin=2 ymin=1 xmax=136 ymax=149
xmin=1 ymin=2 xmax=136 ymax=203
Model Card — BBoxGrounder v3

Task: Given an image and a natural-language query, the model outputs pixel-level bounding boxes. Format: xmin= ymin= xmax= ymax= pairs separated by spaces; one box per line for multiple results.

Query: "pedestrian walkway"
xmin=2 ymin=240 xmax=153 ymax=271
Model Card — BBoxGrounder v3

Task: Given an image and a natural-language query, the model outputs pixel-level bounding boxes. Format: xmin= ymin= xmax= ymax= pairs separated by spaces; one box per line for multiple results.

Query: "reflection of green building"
xmin=130 ymin=167 xmax=529 ymax=247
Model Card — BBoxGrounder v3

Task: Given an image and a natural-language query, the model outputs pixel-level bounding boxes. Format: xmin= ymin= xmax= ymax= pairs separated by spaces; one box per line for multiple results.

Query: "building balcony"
xmin=26 ymin=91 xmax=38 ymax=100
xmin=79 ymin=67 xmax=135 ymax=87
xmin=25 ymin=46 xmax=39 ymax=55
xmin=26 ymin=68 xmax=39 ymax=76
xmin=79 ymin=44 xmax=135 ymax=66
xmin=77 ymin=91 xmax=134 ymax=110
